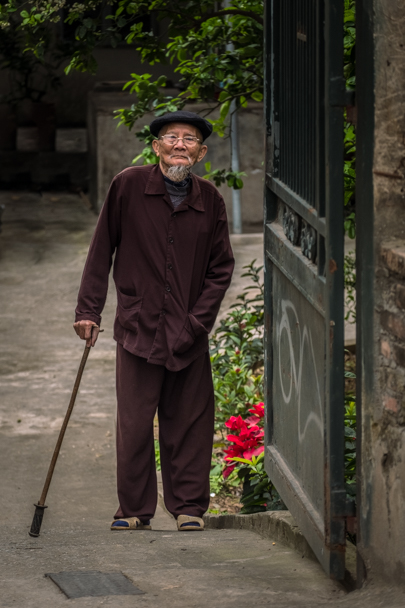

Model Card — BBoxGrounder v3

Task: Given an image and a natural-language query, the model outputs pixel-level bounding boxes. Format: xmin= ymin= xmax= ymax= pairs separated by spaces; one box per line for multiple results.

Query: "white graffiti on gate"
xmin=277 ymin=299 xmax=323 ymax=443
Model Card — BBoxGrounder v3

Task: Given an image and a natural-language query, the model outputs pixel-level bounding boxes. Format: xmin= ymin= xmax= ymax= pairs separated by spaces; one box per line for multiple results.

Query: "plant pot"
xmin=0 ymin=104 xmax=17 ymax=151
xmin=31 ymin=101 xmax=56 ymax=151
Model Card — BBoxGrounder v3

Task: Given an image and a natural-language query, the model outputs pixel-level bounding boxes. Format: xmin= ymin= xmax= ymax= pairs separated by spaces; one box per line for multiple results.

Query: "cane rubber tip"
xmin=29 ymin=503 xmax=47 ymax=537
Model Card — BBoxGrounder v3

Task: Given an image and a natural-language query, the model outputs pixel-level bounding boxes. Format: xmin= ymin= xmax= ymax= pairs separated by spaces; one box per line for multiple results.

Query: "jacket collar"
xmin=144 ymin=164 xmax=205 ymax=212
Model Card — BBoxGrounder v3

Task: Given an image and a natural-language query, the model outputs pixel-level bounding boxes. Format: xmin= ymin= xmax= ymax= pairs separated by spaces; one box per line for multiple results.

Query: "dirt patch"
xmin=209 ymin=493 xmax=242 ymax=515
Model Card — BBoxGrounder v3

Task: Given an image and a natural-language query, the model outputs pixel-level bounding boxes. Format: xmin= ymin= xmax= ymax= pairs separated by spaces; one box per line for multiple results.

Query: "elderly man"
xmin=74 ymin=111 xmax=234 ymax=531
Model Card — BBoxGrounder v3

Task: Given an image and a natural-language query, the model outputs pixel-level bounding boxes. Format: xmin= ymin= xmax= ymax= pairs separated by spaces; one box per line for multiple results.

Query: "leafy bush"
xmin=223 ymin=403 xmax=286 ymax=514
xmin=209 ymin=456 xmax=240 ymax=498
xmin=210 ymin=260 xmax=264 ymax=433
xmin=208 ymin=261 xmax=269 ymax=511
xmin=211 ymin=360 xmax=264 ymax=433
xmin=233 ymin=453 xmax=285 ymax=514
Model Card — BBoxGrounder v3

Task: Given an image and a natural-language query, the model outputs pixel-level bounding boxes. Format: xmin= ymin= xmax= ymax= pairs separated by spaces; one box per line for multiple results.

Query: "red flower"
xmin=245 ymin=415 xmax=260 ymax=427
xmin=244 ymin=403 xmax=265 ymax=427
xmin=243 ymin=445 xmax=264 ymax=460
xmin=223 ymin=465 xmax=235 ymax=478
xmin=224 ymin=427 xmax=263 ymax=458
xmin=225 ymin=415 xmax=246 ymax=430
xmin=248 ymin=403 xmax=265 ymax=418
xmin=222 ymin=403 xmax=266 ymax=479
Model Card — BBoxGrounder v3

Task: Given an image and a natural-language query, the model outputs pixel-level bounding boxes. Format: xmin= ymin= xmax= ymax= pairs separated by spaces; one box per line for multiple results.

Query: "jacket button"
xmin=169 ymin=237 xmax=174 ymax=243
xmin=162 ymin=310 xmax=166 ymax=316
xmin=166 ymin=285 xmax=171 ymax=292
xmin=172 ymin=213 xmax=177 ymax=218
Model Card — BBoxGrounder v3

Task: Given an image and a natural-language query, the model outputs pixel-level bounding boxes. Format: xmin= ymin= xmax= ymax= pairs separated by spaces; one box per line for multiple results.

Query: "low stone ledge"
xmin=203 ymin=511 xmax=316 ymax=561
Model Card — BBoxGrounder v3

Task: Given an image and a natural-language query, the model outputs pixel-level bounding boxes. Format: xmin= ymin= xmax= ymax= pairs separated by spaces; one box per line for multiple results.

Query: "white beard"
xmin=166 ymin=164 xmax=191 ymax=182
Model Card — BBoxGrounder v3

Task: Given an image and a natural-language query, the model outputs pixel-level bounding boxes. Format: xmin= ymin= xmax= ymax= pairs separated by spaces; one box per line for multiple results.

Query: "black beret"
xmin=150 ymin=111 xmax=213 ymax=141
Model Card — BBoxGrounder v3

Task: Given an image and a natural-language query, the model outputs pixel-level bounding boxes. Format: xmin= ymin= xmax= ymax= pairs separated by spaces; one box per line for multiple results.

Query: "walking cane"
xmin=29 ymin=327 xmax=103 ymax=537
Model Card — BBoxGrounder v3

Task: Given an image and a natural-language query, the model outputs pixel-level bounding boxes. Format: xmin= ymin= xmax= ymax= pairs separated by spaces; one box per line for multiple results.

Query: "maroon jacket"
xmin=75 ymin=164 xmax=234 ymax=371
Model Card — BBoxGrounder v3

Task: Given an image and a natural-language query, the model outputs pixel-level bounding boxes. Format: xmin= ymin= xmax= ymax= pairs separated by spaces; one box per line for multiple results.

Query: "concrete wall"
xmin=357 ymin=0 xmax=405 ymax=585
xmin=88 ymin=91 xmax=265 ymax=230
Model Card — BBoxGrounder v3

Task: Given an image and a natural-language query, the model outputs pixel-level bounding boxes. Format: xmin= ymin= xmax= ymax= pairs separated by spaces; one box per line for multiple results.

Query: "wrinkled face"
xmin=152 ymin=122 xmax=208 ymax=176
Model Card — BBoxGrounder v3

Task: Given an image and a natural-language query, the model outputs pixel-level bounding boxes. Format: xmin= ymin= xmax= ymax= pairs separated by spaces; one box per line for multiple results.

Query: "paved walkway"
xmin=0 ymin=192 xmax=400 ymax=607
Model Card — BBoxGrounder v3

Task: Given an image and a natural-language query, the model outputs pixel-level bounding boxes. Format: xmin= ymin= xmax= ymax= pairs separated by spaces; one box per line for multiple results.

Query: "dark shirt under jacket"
xmin=163 ymin=175 xmax=190 ymax=208
xmin=75 ymin=164 xmax=235 ymax=371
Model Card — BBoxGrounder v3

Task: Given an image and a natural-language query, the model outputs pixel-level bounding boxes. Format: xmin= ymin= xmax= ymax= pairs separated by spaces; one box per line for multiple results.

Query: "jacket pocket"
xmin=116 ymin=289 xmax=143 ymax=333
xmin=173 ymin=316 xmax=195 ymax=355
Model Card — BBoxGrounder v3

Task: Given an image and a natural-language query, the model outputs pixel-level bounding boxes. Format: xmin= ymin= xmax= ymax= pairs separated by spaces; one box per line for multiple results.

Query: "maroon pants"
xmin=114 ymin=344 xmax=214 ymax=521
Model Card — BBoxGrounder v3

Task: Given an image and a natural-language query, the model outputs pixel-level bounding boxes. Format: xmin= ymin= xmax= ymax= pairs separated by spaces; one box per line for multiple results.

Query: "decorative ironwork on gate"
xmin=264 ymin=0 xmax=347 ymax=579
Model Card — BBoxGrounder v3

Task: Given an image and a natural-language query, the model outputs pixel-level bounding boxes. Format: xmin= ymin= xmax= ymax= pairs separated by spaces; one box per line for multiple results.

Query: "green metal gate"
xmin=264 ymin=0 xmax=347 ymax=579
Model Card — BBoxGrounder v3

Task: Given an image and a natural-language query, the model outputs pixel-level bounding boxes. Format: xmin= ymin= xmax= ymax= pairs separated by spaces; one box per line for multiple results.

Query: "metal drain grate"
xmin=46 ymin=571 xmax=145 ymax=599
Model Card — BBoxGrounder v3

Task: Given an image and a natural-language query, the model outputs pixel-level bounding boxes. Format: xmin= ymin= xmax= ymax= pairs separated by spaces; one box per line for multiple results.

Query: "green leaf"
xmin=251 ymin=91 xmax=263 ymax=102
xmin=156 ymin=75 xmax=167 ymax=87
xmin=230 ymin=457 xmax=253 ymax=465
xmin=240 ymin=96 xmax=248 ymax=108
xmin=77 ymin=26 xmax=87 ymax=40
xmin=83 ymin=18 xmax=94 ymax=29
xmin=220 ymin=100 xmax=231 ymax=122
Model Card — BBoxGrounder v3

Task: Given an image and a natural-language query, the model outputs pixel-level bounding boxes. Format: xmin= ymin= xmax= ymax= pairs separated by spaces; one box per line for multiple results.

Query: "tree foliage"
xmin=0 ymin=1 xmax=263 ymax=186
xmin=1 ymin=0 xmax=357 ymax=219
xmin=0 ymin=4 xmax=73 ymax=103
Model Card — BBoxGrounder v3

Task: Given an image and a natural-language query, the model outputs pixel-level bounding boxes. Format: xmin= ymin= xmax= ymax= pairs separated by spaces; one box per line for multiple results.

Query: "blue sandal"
xmin=111 ymin=517 xmax=151 ymax=530
xmin=177 ymin=515 xmax=204 ymax=531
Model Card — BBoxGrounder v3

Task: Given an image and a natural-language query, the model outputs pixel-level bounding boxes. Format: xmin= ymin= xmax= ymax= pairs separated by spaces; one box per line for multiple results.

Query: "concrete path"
xmin=0 ymin=192 xmax=397 ymax=607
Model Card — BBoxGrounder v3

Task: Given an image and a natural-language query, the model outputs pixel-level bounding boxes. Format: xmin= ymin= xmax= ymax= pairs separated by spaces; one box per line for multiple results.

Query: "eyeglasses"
xmin=159 ymin=135 xmax=201 ymax=147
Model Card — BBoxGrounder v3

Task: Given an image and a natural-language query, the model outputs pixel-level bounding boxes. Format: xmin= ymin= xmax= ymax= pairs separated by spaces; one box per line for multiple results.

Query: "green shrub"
xmin=231 ymin=454 xmax=286 ymax=514
xmin=210 ymin=261 xmax=264 ymax=433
